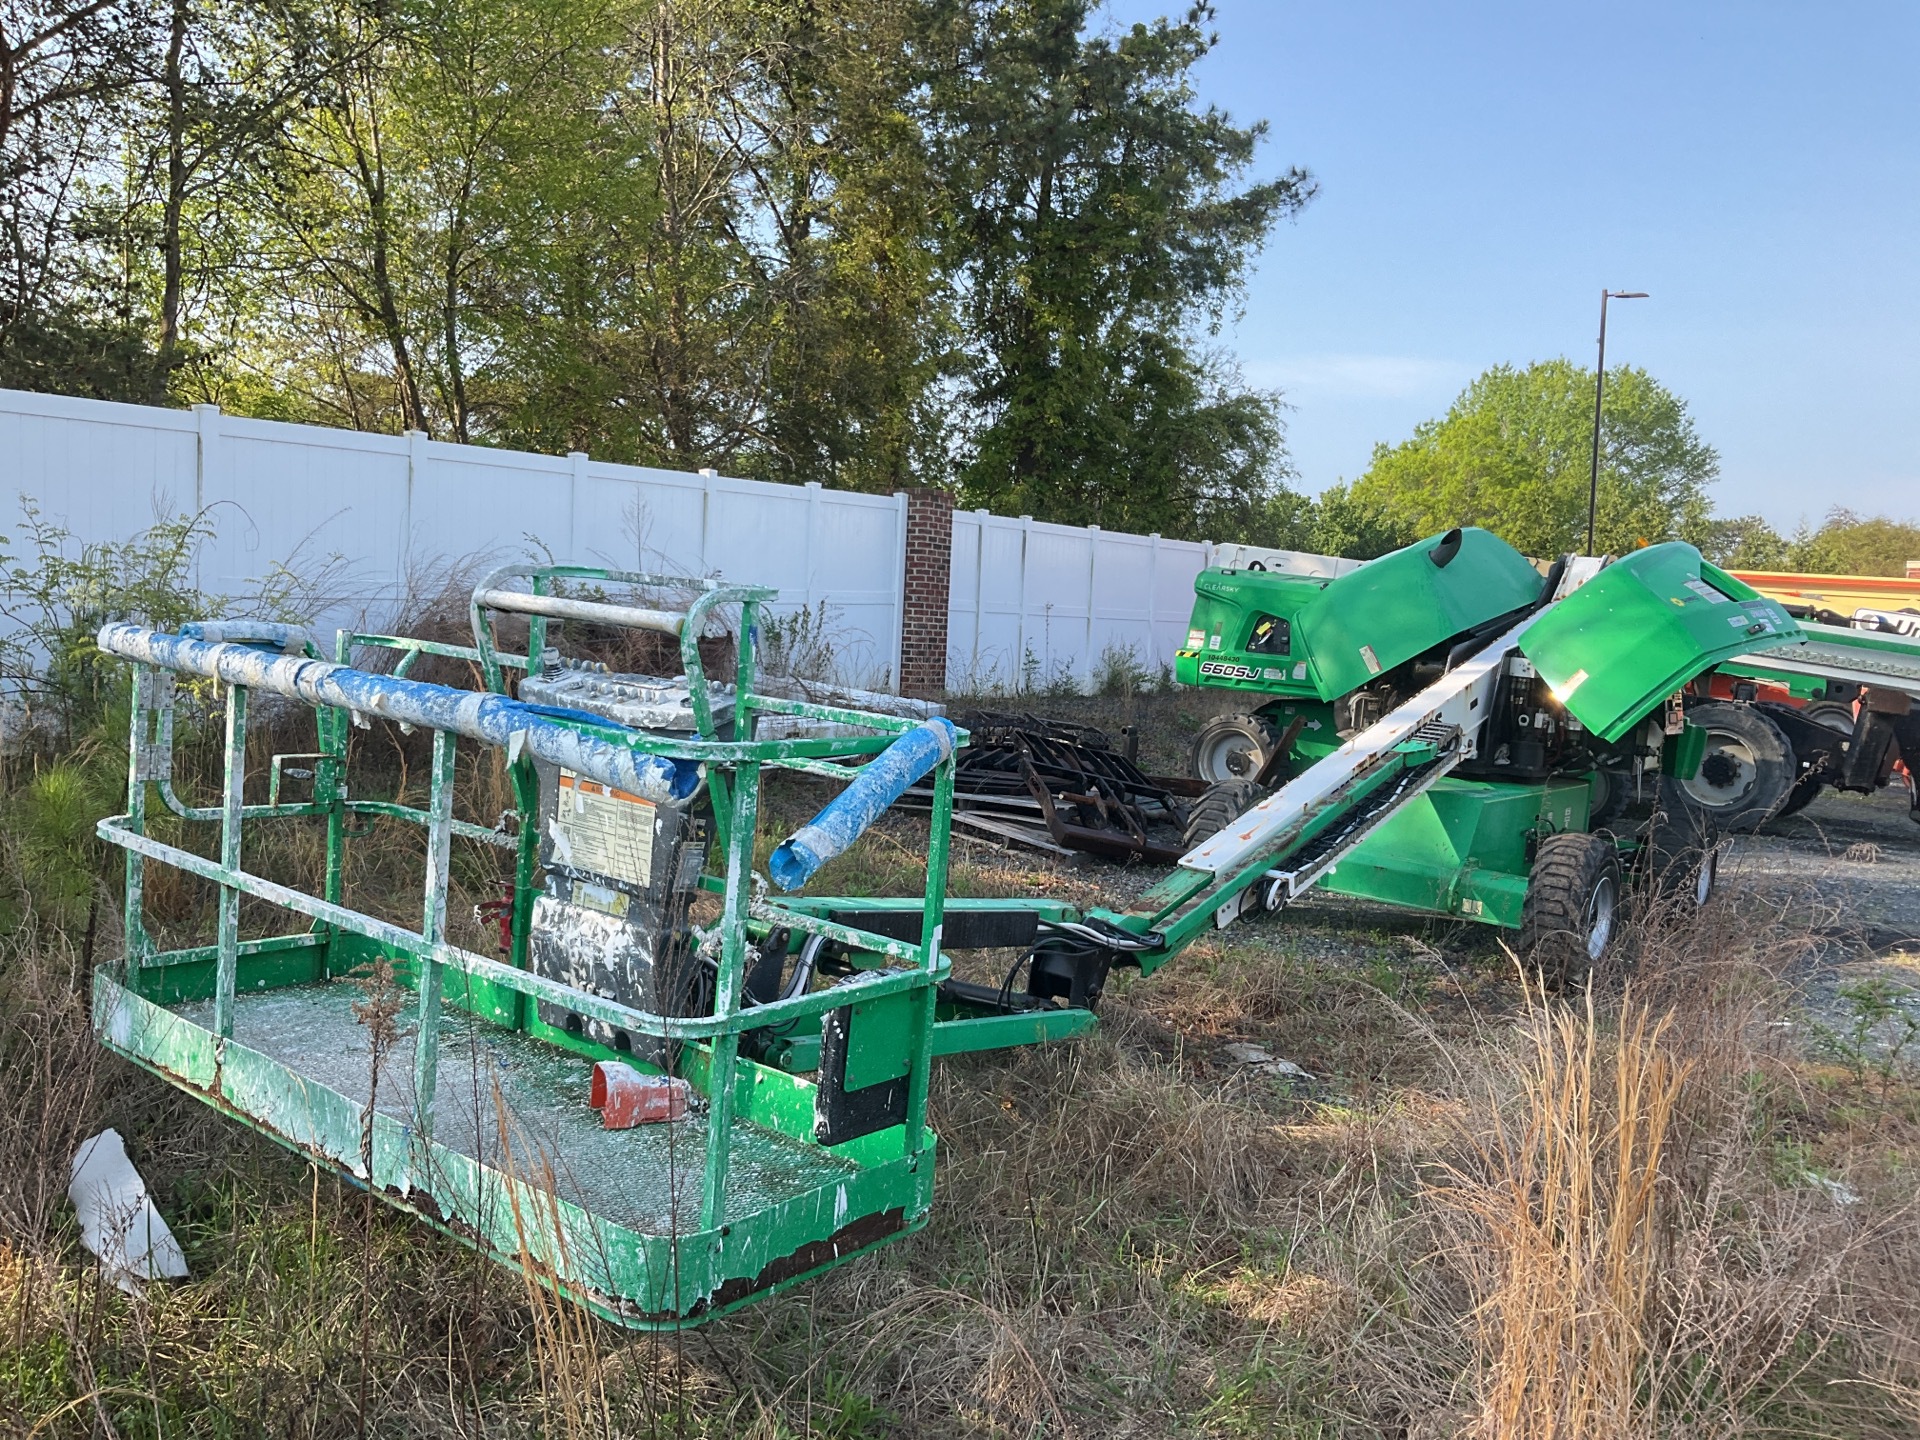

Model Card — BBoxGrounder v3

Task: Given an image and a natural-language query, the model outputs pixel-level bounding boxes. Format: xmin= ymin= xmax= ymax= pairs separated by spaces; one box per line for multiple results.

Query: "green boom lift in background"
xmin=1184 ymin=533 xmax=1920 ymax=840
xmin=89 ymin=531 xmax=1812 ymax=1324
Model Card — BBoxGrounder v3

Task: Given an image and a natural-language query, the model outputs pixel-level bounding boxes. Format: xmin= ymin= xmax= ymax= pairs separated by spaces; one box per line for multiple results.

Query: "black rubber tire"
xmin=1588 ymin=765 xmax=1633 ymax=827
xmin=1190 ymin=713 xmax=1281 ymax=785
xmin=1802 ymin=700 xmax=1858 ymax=733
xmin=1643 ymin=778 xmax=1721 ymax=908
xmin=1182 ymin=779 xmax=1264 ymax=851
xmin=1776 ymin=702 xmax=1852 ymax=818
xmin=1672 ymin=702 xmax=1796 ymax=834
xmin=1776 ymin=771 xmax=1823 ymax=819
xmin=1520 ymin=832 xmax=1623 ymax=990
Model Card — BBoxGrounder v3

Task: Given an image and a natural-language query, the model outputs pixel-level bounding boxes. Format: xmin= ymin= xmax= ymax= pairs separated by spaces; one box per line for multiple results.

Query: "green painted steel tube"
xmin=341 ymin=633 xmax=506 ymax=665
xmin=213 ymin=684 xmax=247 ymax=1039
xmin=473 ymin=587 xmax=687 ymax=637
xmin=701 ymin=761 xmax=761 ymax=1228
xmin=929 ymin=1007 xmax=1100 ymax=1055
xmin=123 ymin=669 xmax=154 ymax=967
xmin=342 ymin=800 xmax=517 ymax=849
xmin=743 ymin=902 xmax=924 ymax=965
xmin=97 ymin=817 xmax=945 ymax=1039
xmin=412 ymin=730 xmax=458 ymax=1132
xmin=139 ymin=932 xmax=327 ymax=969
xmin=904 ymin=748 xmax=954 ymax=1155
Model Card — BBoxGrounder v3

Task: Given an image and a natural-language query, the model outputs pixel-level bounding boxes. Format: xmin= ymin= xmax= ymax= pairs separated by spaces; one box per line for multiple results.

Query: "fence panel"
xmin=948 ymin=510 xmax=1213 ymax=692
xmin=2 ymin=390 xmax=908 ymax=689
xmin=206 ymin=413 xmax=412 ymax=606
xmin=1 ymin=393 xmax=200 ymax=556
xmin=5 ymin=387 xmax=1221 ymax=699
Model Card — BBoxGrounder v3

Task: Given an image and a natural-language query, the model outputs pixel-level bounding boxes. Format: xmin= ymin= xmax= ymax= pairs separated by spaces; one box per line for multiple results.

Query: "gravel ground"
xmin=1731 ymin=783 xmax=1920 ymax=1063
xmin=1736 ymin=783 xmax=1920 ymax=943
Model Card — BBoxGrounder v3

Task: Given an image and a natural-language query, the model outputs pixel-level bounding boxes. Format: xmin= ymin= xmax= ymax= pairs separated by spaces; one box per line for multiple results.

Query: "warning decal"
xmin=554 ymin=770 xmax=656 ymax=887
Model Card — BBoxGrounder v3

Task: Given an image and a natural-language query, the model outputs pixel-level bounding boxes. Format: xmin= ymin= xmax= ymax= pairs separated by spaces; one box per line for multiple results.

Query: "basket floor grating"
xmin=169 ymin=980 xmax=855 ymax=1235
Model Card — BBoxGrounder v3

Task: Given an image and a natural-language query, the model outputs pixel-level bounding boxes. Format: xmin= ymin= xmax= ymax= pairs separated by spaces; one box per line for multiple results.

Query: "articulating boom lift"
xmin=90 ymin=533 xmax=1806 ymax=1323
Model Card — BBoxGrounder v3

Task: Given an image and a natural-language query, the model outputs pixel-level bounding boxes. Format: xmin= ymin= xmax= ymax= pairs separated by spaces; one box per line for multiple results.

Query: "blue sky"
xmin=1100 ymin=1 xmax=1920 ymax=530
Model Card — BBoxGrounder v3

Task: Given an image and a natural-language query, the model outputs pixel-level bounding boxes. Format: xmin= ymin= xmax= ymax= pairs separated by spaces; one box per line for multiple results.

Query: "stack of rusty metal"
xmin=901 ymin=711 xmax=1205 ymax=863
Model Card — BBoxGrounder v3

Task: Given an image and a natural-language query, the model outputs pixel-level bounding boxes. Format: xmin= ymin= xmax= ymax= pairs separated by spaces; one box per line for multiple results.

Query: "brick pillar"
xmin=899 ymin=487 xmax=954 ymax=698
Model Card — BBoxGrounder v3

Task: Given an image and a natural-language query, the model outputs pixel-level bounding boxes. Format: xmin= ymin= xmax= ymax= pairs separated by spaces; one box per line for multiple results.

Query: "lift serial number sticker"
xmin=1200 ymin=659 xmax=1289 ymax=682
xmin=553 ymin=770 xmax=656 ymax=887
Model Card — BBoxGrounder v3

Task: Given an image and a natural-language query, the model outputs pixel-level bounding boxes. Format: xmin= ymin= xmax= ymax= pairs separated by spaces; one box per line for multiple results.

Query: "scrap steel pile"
xmin=905 ymin=710 xmax=1205 ymax=862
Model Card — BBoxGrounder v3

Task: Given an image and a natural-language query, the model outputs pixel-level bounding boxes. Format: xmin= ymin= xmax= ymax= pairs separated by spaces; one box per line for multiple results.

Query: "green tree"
xmin=749 ymin=2 xmax=955 ymax=493
xmin=1349 ymin=358 xmax=1717 ymax=558
xmin=934 ymin=0 xmax=1314 ymax=537
xmin=243 ymin=0 xmax=656 ymax=441
xmin=6 ymin=0 xmax=1326 ymax=521
xmin=1791 ymin=509 xmax=1920 ymax=577
xmin=0 ymin=0 xmax=160 ymax=399
xmin=484 ymin=0 xmax=954 ymax=485
xmin=1692 ymin=513 xmax=1789 ymax=570
xmin=122 ymin=0 xmax=339 ymax=405
xmin=1300 ymin=482 xmax=1416 ymax=559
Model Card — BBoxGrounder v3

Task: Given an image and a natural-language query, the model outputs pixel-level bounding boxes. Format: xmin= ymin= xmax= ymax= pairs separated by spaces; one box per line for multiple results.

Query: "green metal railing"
xmin=105 ymin=570 xmax=959 ymax=1236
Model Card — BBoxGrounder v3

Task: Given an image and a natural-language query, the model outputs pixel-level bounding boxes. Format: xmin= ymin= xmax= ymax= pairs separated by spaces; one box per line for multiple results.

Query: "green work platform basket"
xmin=92 ymin=570 xmax=956 ymax=1326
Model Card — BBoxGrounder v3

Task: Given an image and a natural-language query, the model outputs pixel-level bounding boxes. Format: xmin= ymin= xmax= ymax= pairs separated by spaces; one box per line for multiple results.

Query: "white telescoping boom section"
xmin=1731 ymin=622 xmax=1920 ymax=697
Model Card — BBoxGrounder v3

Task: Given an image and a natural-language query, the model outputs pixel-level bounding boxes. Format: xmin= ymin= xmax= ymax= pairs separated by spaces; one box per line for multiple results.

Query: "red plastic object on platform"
xmin=589 ymin=1061 xmax=690 ymax=1128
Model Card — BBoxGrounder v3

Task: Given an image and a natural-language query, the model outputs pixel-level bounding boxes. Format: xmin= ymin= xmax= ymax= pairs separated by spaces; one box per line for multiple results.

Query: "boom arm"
xmin=1094 ymin=613 xmax=1531 ymax=969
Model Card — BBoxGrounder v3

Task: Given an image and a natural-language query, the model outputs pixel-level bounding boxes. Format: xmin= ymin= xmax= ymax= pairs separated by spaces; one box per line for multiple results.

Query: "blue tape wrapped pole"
xmin=768 ymin=717 xmax=958 ymax=892
xmin=180 ymin=620 xmax=312 ymax=655
xmin=97 ymin=623 xmax=699 ymax=804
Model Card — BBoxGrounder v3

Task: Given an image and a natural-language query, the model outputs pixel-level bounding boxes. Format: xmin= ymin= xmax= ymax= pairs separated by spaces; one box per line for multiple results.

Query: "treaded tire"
xmin=1776 ymin=772 xmax=1823 ymax=819
xmin=1643 ymin=778 xmax=1721 ymax=909
xmin=1190 ymin=713 xmax=1281 ymax=784
xmin=1520 ymin=832 xmax=1623 ymax=990
xmin=1182 ymin=779 xmax=1264 ymax=852
xmin=1588 ymin=765 xmax=1633 ymax=828
xmin=1803 ymin=701 xmax=1859 ymax=732
xmin=1672 ymin=702 xmax=1795 ymax=834
xmin=1777 ymin=702 xmax=1853 ymax=818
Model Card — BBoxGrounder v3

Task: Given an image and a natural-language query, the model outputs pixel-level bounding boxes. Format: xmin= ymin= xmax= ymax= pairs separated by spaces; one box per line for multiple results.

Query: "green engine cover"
xmin=1176 ymin=527 xmax=1545 ymax=702
xmin=1516 ymin=545 xmax=1804 ymax=742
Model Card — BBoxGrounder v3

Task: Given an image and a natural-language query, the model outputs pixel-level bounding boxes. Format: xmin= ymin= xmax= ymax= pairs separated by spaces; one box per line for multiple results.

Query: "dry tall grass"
xmin=1443 ymin=997 xmax=1684 ymax=1435
xmin=5 ymin=796 xmax=1920 ymax=1436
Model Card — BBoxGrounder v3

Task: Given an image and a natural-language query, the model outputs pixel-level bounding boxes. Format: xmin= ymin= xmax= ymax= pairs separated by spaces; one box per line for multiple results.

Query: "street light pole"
xmin=1586 ymin=288 xmax=1649 ymax=554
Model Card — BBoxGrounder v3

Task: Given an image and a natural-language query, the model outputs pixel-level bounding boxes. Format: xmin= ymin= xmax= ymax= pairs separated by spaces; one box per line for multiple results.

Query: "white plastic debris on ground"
xmin=1222 ymin=1042 xmax=1312 ymax=1080
xmin=69 ymin=1128 xmax=189 ymax=1294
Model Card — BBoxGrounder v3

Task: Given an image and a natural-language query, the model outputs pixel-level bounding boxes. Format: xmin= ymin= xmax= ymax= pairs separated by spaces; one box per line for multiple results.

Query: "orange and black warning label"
xmin=554 ymin=770 xmax=657 ymax=887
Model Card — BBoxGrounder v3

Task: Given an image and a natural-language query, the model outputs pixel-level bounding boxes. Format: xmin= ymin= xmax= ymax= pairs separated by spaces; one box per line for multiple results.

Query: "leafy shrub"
xmin=1091 ymin=641 xmax=1150 ymax=697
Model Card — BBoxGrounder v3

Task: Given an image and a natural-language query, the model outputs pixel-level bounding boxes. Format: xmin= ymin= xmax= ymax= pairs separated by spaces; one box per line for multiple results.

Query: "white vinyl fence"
xmin=1 ymin=387 xmax=1224 ymax=696
xmin=947 ymin=510 xmax=1213 ymax=692
xmin=0 ymin=389 xmax=908 ymax=688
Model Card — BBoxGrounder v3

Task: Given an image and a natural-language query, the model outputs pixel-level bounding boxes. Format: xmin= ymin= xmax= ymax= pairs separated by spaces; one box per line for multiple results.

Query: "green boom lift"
xmin=1186 ymin=535 xmax=1920 ymax=839
xmin=89 ymin=533 xmax=1804 ymax=1324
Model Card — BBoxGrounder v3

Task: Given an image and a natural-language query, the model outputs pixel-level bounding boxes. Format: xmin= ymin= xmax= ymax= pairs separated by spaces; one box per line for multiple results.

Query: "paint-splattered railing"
xmin=95 ymin=614 xmax=958 ymax=1240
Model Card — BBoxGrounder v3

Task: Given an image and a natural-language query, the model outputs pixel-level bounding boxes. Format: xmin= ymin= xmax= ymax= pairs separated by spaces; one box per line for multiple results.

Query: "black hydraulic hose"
xmin=1440 ymin=557 xmax=1571 ymax=674
xmin=1534 ymin=555 xmax=1570 ymax=610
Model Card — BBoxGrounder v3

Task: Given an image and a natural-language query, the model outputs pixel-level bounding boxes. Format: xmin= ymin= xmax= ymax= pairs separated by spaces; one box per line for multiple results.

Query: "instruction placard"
xmin=554 ymin=770 xmax=656 ymax=887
